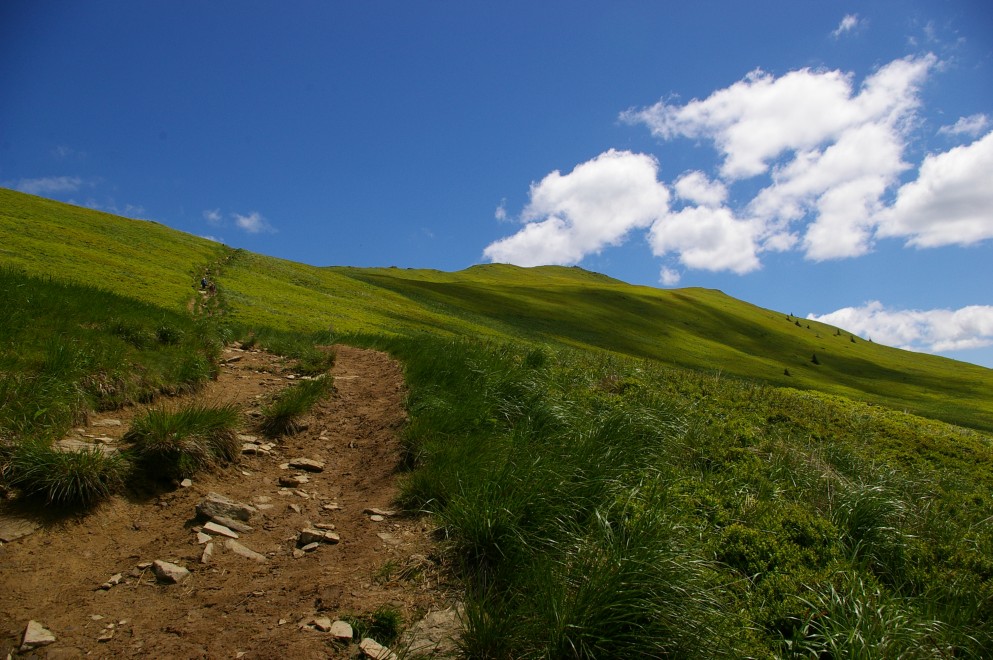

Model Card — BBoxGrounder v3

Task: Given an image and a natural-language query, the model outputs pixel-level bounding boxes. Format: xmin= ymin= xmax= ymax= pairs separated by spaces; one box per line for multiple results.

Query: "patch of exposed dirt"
xmin=0 ymin=345 xmax=457 ymax=658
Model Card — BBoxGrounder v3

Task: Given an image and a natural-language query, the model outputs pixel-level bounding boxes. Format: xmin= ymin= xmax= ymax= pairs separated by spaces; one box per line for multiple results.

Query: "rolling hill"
xmin=3 ymin=187 xmax=989 ymax=432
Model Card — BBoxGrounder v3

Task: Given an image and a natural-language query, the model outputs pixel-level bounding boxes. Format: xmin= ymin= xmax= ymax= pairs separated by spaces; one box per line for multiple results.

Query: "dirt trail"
xmin=0 ymin=345 xmax=455 ymax=658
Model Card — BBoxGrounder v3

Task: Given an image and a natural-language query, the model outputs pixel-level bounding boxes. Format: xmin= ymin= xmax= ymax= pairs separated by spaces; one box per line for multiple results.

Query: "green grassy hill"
xmin=4 ymin=187 xmax=993 ymax=656
xmin=3 ymin=186 xmax=992 ymax=432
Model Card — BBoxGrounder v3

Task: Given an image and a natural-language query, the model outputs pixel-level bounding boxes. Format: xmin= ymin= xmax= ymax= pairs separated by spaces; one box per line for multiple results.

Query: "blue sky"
xmin=3 ymin=1 xmax=993 ymax=367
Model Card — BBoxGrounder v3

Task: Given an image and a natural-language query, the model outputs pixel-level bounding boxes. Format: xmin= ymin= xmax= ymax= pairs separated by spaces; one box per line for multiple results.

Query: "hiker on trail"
xmin=201 ymin=277 xmax=208 ymax=290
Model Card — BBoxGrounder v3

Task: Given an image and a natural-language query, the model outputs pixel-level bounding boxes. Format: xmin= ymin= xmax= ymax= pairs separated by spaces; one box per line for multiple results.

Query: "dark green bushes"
xmin=124 ymin=403 xmax=240 ymax=480
xmin=258 ymin=375 xmax=334 ymax=436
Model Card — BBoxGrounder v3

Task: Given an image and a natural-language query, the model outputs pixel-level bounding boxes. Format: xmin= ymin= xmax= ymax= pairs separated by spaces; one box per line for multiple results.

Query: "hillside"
xmin=3 ymin=187 xmax=992 ymax=657
xmin=3 ymin=187 xmax=988 ymax=432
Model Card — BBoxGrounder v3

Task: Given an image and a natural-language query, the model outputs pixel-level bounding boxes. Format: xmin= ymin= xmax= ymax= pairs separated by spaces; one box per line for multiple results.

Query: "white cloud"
xmin=808 ymin=301 xmax=993 ymax=353
xmin=659 ymin=267 xmax=681 ymax=286
xmin=203 ymin=208 xmax=223 ymax=225
xmin=938 ymin=114 xmax=990 ymax=138
xmin=494 ymin=199 xmax=508 ymax=221
xmin=482 ymin=150 xmax=669 ymax=266
xmin=649 ymin=205 xmax=761 ymax=274
xmin=487 ymin=54 xmax=991 ymax=279
xmin=232 ymin=211 xmax=275 ymax=234
xmin=10 ymin=176 xmax=83 ymax=195
xmin=875 ymin=131 xmax=993 ymax=248
xmin=832 ymin=14 xmax=863 ymax=39
xmin=674 ymin=171 xmax=727 ymax=207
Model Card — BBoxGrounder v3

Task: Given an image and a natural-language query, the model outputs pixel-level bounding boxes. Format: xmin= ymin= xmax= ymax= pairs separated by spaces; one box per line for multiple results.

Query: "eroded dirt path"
xmin=0 ymin=345 xmax=454 ymax=658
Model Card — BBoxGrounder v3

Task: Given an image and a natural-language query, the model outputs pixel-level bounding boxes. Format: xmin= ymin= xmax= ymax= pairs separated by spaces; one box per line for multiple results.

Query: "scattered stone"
xmin=196 ymin=531 xmax=212 ymax=544
xmin=288 ymin=503 xmax=302 ymax=514
xmin=196 ymin=492 xmax=256 ymax=522
xmin=369 ymin=515 xmax=384 ymax=523
xmin=377 ymin=532 xmax=401 ymax=546
xmin=0 ymin=516 xmax=40 ymax=542
xmin=330 ymin=620 xmax=353 ymax=641
xmin=322 ymin=502 xmax=343 ymax=511
xmin=152 ymin=559 xmax=190 ymax=584
xmin=237 ymin=434 xmax=259 ymax=443
xmin=295 ymin=490 xmax=311 ymax=499
xmin=97 ymin=573 xmax=124 ymax=590
xmin=401 ymin=607 xmax=462 ymax=657
xmin=298 ymin=528 xmax=340 ymax=546
xmin=201 ymin=542 xmax=214 ymax=564
xmin=179 ymin=478 xmax=193 ymax=488
xmin=203 ymin=521 xmax=239 ymax=539
xmin=90 ymin=615 xmax=104 ymax=621
xmin=279 ymin=462 xmax=291 ymax=470
xmin=91 ymin=418 xmax=123 ymax=427
xmin=292 ymin=548 xmax=306 ymax=559
xmin=313 ymin=522 xmax=336 ymax=531
xmin=289 ymin=457 xmax=325 ymax=472
xmin=279 ymin=473 xmax=310 ymax=487
xmin=97 ymin=627 xmax=115 ymax=642
xmin=136 ymin=561 xmax=153 ymax=570
xmin=359 ymin=637 xmax=398 ymax=660
xmin=211 ymin=515 xmax=253 ymax=533
xmin=241 ymin=442 xmax=268 ymax=455
xmin=302 ymin=542 xmax=320 ymax=553
xmin=312 ymin=616 xmax=332 ymax=632
xmin=364 ymin=508 xmax=397 ymax=517
xmin=21 ymin=620 xmax=56 ymax=651
xmin=223 ymin=355 xmax=242 ymax=364
xmin=225 ymin=539 xmax=267 ymax=563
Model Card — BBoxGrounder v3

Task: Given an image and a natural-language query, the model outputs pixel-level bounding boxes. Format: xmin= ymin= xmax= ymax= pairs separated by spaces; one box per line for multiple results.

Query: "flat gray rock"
xmin=330 ymin=620 xmax=353 ymax=641
xmin=224 ymin=539 xmax=267 ymax=562
xmin=152 ymin=559 xmax=190 ymax=584
xmin=0 ymin=515 xmax=40 ymax=542
xmin=289 ymin=457 xmax=325 ymax=472
xmin=298 ymin=528 xmax=340 ymax=546
xmin=196 ymin=492 xmax=256 ymax=522
xmin=359 ymin=637 xmax=398 ymax=660
xmin=21 ymin=620 xmax=56 ymax=651
xmin=210 ymin=515 xmax=253 ymax=533
xmin=203 ymin=521 xmax=239 ymax=539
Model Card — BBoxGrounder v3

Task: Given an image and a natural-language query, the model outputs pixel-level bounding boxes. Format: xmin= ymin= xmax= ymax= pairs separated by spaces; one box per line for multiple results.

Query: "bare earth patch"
xmin=0 ymin=345 xmax=457 ymax=658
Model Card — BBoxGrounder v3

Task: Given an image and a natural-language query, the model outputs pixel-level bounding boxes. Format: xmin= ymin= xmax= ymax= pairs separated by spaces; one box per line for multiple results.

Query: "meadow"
xmin=2 ymin=187 xmax=991 ymax=657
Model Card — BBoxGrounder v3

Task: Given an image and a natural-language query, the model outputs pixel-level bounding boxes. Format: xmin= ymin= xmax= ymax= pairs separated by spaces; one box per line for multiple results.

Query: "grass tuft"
xmin=124 ymin=403 xmax=240 ymax=480
xmin=4 ymin=441 xmax=129 ymax=507
xmin=258 ymin=376 xmax=333 ymax=436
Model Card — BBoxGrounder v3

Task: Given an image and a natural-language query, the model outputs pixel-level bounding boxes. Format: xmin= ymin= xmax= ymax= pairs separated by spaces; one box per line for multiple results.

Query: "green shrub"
xmin=259 ymin=376 xmax=333 ymax=436
xmin=124 ymin=403 xmax=240 ymax=480
xmin=5 ymin=441 xmax=129 ymax=507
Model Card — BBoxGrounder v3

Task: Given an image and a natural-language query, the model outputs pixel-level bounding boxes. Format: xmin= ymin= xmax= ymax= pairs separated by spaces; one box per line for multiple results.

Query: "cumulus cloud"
xmin=486 ymin=54 xmax=990 ymax=278
xmin=482 ymin=150 xmax=669 ymax=266
xmin=808 ymin=302 xmax=993 ymax=353
xmin=832 ymin=14 xmax=863 ymax=39
xmin=659 ymin=267 xmax=681 ymax=286
xmin=875 ymin=131 xmax=993 ymax=248
xmin=649 ymin=205 xmax=761 ymax=274
xmin=232 ymin=211 xmax=275 ymax=234
xmin=938 ymin=114 xmax=990 ymax=138
xmin=10 ymin=175 xmax=83 ymax=195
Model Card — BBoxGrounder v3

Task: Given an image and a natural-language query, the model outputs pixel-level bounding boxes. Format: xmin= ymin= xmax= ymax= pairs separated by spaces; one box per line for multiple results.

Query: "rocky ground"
xmin=0 ymin=345 xmax=460 ymax=658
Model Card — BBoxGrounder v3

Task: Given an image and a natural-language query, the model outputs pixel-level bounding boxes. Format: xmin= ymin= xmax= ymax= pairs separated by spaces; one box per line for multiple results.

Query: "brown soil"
xmin=0 ymin=345 xmax=455 ymax=658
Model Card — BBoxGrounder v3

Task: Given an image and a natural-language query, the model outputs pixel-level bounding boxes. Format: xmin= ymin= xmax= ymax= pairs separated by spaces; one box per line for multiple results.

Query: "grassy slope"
xmin=0 ymin=188 xmax=228 ymax=310
xmin=3 ymin=187 xmax=992 ymax=432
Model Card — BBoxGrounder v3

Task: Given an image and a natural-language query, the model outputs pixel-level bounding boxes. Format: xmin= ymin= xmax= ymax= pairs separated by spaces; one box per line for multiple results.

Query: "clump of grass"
xmin=790 ymin=575 xmax=945 ymax=658
xmin=4 ymin=441 xmax=129 ymax=507
xmin=124 ymin=403 xmax=240 ymax=480
xmin=343 ymin=606 xmax=404 ymax=646
xmin=259 ymin=376 xmax=333 ymax=436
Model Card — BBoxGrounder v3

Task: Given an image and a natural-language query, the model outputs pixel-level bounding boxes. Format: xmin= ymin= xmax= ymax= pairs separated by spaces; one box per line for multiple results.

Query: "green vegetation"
xmin=3 ymin=441 xmax=130 ymax=507
xmin=3 ymin=188 xmax=993 ymax=655
xmin=124 ymin=403 xmax=241 ymax=480
xmin=258 ymin=375 xmax=334 ymax=437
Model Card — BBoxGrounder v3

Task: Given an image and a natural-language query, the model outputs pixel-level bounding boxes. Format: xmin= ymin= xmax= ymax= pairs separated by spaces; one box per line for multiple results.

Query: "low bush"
xmin=124 ymin=403 xmax=240 ymax=480
xmin=259 ymin=376 xmax=333 ymax=436
xmin=4 ymin=441 xmax=129 ymax=507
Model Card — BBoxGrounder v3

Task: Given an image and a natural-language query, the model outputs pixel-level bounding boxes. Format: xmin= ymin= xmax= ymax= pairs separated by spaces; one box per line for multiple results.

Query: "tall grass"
xmin=124 ymin=403 xmax=240 ymax=480
xmin=4 ymin=441 xmax=130 ymax=507
xmin=259 ymin=375 xmax=334 ymax=436
xmin=348 ymin=333 xmax=992 ymax=658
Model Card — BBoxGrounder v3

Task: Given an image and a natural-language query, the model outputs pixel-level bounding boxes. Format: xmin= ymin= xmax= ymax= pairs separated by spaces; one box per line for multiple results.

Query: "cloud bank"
xmin=484 ymin=54 xmax=993 ymax=280
xmin=808 ymin=302 xmax=993 ymax=353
